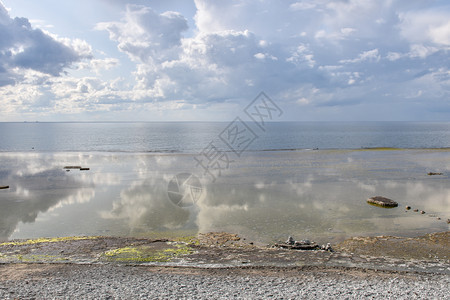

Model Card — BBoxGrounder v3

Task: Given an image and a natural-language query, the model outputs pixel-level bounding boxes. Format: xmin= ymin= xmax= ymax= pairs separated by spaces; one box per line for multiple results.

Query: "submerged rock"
xmin=367 ymin=196 xmax=398 ymax=208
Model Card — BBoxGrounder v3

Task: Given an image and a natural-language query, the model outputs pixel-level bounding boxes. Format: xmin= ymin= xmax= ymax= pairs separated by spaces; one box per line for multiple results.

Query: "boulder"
xmin=367 ymin=196 xmax=398 ymax=208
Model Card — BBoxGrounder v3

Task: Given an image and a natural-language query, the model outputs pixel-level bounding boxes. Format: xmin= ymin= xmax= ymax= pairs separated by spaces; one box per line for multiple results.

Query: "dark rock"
xmin=367 ymin=196 xmax=398 ymax=208
xmin=427 ymin=172 xmax=443 ymax=176
xmin=275 ymin=242 xmax=320 ymax=250
xmin=420 ymin=210 xmax=426 ymax=214
xmin=405 ymin=206 xmax=411 ymax=210
xmin=80 ymin=168 xmax=90 ymax=171
xmin=413 ymin=209 xmax=419 ymax=212
xmin=277 ymin=237 xmax=324 ymax=250
xmin=295 ymin=239 xmax=311 ymax=245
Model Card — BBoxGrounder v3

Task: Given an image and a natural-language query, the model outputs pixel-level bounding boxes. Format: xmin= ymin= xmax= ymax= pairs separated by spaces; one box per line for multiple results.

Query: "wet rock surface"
xmin=0 ymin=232 xmax=448 ymax=274
xmin=367 ymin=196 xmax=398 ymax=208
xmin=0 ymin=232 xmax=449 ymax=298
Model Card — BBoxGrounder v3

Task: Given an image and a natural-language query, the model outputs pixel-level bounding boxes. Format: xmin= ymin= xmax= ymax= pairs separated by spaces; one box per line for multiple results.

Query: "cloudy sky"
xmin=0 ymin=0 xmax=449 ymax=122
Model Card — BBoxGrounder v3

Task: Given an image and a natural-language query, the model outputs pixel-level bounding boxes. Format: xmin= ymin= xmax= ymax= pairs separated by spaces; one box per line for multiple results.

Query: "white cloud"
xmin=286 ymin=44 xmax=315 ymax=68
xmin=1 ymin=0 xmax=450 ymax=121
xmin=0 ymin=3 xmax=91 ymax=86
xmin=290 ymin=1 xmax=317 ymax=11
xmin=340 ymin=49 xmax=380 ymax=64
xmin=399 ymin=8 xmax=450 ymax=47
xmin=429 ymin=20 xmax=450 ymax=46
xmin=95 ymin=5 xmax=188 ymax=63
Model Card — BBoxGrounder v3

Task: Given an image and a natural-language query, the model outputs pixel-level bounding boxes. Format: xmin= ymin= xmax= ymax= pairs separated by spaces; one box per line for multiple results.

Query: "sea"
xmin=0 ymin=122 xmax=449 ymax=243
xmin=1 ymin=121 xmax=450 ymax=152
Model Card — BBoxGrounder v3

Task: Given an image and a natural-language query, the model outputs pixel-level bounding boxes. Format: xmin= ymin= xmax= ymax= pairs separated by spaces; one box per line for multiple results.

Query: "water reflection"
xmin=101 ymin=179 xmax=191 ymax=231
xmin=0 ymin=167 xmax=94 ymax=240
xmin=0 ymin=150 xmax=448 ymax=243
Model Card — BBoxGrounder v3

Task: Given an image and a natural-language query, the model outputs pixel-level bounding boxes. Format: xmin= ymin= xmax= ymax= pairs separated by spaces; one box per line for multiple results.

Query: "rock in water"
xmin=427 ymin=172 xmax=443 ymax=176
xmin=367 ymin=196 xmax=398 ymax=208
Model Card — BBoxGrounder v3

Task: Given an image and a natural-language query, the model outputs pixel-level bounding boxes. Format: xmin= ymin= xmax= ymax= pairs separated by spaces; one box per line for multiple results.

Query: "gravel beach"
xmin=1 ymin=264 xmax=449 ymax=299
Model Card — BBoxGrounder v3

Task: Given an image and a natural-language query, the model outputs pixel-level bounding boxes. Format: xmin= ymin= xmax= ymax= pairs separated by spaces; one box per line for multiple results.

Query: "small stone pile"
xmin=275 ymin=236 xmax=332 ymax=252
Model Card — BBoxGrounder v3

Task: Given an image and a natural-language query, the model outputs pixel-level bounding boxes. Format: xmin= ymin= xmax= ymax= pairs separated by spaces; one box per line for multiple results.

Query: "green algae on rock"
xmin=0 ymin=236 xmax=98 ymax=247
xmin=101 ymin=243 xmax=194 ymax=263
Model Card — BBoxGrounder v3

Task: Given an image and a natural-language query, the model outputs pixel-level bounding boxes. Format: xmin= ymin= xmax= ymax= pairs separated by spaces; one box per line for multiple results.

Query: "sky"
xmin=0 ymin=0 xmax=449 ymax=122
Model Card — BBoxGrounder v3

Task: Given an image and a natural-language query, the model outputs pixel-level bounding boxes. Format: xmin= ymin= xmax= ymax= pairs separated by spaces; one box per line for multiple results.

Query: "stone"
xmin=420 ymin=210 xmax=426 ymax=214
xmin=405 ymin=206 xmax=411 ymax=210
xmin=276 ymin=237 xmax=321 ymax=250
xmin=413 ymin=209 xmax=419 ymax=212
xmin=286 ymin=236 xmax=294 ymax=245
xmin=367 ymin=196 xmax=398 ymax=208
xmin=427 ymin=172 xmax=443 ymax=176
xmin=295 ymin=239 xmax=311 ymax=245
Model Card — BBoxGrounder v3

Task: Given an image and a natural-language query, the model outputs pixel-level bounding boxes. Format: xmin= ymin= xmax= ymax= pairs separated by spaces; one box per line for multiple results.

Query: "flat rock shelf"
xmin=367 ymin=196 xmax=398 ymax=208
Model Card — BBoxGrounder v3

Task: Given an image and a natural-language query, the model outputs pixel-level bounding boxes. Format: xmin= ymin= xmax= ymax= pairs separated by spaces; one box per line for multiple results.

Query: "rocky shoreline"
xmin=0 ymin=231 xmax=448 ymax=298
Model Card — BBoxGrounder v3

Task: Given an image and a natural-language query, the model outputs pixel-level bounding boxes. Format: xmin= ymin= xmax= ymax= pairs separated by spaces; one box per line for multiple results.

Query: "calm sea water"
xmin=0 ymin=122 xmax=449 ymax=242
xmin=1 ymin=122 xmax=450 ymax=152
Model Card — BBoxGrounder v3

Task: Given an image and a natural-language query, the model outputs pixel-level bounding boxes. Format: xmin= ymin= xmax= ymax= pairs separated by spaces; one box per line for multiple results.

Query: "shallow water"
xmin=0 ymin=150 xmax=449 ymax=243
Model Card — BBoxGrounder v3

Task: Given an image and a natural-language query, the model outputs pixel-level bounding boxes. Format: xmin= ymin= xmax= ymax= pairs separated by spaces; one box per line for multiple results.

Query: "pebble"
xmin=413 ymin=209 xmax=419 ymax=212
xmin=405 ymin=206 xmax=411 ymax=210
xmin=0 ymin=265 xmax=448 ymax=299
xmin=420 ymin=211 xmax=426 ymax=214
